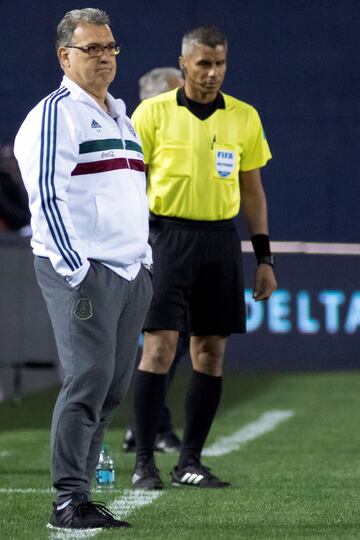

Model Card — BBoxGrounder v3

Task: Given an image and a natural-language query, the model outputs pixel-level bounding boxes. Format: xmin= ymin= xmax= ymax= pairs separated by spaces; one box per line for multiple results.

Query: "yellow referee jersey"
xmin=131 ymin=89 xmax=271 ymax=221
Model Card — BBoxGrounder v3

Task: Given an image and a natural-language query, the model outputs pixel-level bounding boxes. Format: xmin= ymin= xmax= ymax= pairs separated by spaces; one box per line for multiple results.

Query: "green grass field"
xmin=1 ymin=370 xmax=360 ymax=539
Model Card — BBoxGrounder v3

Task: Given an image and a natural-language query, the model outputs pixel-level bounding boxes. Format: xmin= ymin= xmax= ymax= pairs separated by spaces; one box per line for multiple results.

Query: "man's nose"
xmin=99 ymin=53 xmax=112 ymax=63
xmin=99 ymin=47 xmax=113 ymax=59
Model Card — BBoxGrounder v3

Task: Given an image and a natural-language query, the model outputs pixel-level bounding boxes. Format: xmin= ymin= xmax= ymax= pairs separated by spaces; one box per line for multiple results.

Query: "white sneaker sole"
xmin=46 ymin=523 xmax=103 ymax=531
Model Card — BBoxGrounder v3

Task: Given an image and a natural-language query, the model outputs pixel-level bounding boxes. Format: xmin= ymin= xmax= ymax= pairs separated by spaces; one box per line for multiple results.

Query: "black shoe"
xmin=132 ymin=458 xmax=164 ymax=490
xmin=122 ymin=428 xmax=136 ymax=452
xmin=47 ymin=492 xmax=131 ymax=529
xmin=170 ymin=461 xmax=231 ymax=488
xmin=155 ymin=431 xmax=181 ymax=453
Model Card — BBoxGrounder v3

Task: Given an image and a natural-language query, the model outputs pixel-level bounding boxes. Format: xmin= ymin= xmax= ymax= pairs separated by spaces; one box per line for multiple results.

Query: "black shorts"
xmin=144 ymin=215 xmax=246 ymax=336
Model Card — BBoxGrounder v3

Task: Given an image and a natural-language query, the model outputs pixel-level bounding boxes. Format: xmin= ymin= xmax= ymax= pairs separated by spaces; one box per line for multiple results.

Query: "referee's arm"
xmin=239 ymin=168 xmax=277 ymax=301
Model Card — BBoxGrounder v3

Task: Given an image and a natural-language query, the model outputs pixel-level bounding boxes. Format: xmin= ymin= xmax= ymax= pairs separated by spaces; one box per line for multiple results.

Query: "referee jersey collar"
xmin=176 ymin=87 xmax=225 ymax=111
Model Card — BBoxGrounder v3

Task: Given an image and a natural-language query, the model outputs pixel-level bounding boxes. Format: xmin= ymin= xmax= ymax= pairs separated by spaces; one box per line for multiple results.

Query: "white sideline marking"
xmin=241 ymin=240 xmax=360 ymax=255
xmin=49 ymin=527 xmax=100 ymax=539
xmin=0 ymin=488 xmax=126 ymax=494
xmin=0 ymin=488 xmax=53 ymax=493
xmin=202 ymin=409 xmax=294 ymax=457
xmin=109 ymin=489 xmax=162 ymax=518
xmin=47 ymin=490 xmax=162 ymax=540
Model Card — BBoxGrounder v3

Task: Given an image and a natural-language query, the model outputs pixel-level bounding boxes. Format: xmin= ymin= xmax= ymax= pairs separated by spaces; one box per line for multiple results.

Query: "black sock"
xmin=178 ymin=370 xmax=222 ymax=468
xmin=158 ymin=403 xmax=173 ymax=434
xmin=133 ymin=370 xmax=167 ymax=463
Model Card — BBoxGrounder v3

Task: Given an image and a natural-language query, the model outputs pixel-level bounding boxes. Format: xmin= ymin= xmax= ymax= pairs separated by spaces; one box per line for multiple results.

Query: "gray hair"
xmin=181 ymin=25 xmax=227 ymax=56
xmin=56 ymin=8 xmax=110 ymax=48
xmin=139 ymin=67 xmax=183 ymax=101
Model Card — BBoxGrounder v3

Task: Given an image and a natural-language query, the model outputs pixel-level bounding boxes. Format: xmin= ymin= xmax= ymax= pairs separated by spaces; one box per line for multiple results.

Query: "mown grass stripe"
xmin=0 ymin=411 xmax=292 ymax=538
xmin=203 ymin=409 xmax=294 ymax=457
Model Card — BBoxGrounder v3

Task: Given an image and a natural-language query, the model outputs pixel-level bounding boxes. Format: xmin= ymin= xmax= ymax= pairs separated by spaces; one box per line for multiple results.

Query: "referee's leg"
xmin=177 ymin=335 xmax=226 ymax=468
xmin=135 ymin=330 xmax=179 ymax=447
xmin=132 ymin=330 xmax=179 ymax=489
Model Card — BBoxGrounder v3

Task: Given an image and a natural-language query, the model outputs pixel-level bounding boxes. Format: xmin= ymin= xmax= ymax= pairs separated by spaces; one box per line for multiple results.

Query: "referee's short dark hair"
xmin=181 ymin=25 xmax=227 ymax=55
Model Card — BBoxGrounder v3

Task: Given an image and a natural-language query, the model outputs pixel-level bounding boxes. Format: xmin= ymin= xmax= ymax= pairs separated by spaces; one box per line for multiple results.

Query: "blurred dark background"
xmin=0 ymin=2 xmax=359 ymax=399
xmin=1 ymin=0 xmax=359 ymax=242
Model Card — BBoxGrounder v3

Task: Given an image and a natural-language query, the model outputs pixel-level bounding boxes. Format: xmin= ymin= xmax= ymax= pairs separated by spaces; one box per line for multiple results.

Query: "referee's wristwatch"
xmin=258 ymin=255 xmax=275 ymax=268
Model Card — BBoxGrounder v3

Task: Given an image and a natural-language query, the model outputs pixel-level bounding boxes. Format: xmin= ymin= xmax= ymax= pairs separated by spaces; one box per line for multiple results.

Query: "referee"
xmin=131 ymin=25 xmax=277 ymax=489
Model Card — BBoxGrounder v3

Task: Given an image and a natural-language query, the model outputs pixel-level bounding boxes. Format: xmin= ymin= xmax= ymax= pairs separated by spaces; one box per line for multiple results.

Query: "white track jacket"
xmin=14 ymin=76 xmax=152 ymax=286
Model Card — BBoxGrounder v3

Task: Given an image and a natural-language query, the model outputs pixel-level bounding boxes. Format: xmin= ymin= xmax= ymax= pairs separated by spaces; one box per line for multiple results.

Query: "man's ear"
xmin=179 ymin=56 xmax=187 ymax=75
xmin=57 ymin=47 xmax=70 ymax=70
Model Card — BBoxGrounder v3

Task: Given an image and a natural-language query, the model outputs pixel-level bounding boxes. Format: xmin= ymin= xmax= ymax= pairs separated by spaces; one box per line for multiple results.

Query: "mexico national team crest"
xmin=125 ymin=118 xmax=136 ymax=137
xmin=74 ymin=298 xmax=93 ymax=320
xmin=215 ymin=150 xmax=235 ymax=178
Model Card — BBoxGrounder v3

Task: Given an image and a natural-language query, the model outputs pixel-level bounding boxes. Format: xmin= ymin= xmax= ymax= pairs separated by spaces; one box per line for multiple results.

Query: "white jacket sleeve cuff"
xmin=142 ymin=244 xmax=153 ymax=271
xmin=65 ymin=261 xmax=91 ymax=288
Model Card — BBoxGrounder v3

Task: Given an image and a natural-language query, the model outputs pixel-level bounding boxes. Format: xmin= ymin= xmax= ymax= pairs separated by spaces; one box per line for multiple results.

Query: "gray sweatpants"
xmin=34 ymin=257 xmax=152 ymax=503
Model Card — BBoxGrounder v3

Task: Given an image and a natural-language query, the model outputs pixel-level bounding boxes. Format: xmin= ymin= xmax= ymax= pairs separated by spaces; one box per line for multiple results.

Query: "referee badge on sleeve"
xmin=215 ymin=150 xmax=235 ymax=178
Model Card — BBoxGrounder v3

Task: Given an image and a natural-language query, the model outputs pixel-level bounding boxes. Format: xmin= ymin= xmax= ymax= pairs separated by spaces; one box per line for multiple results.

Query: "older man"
xmin=14 ymin=8 xmax=152 ymax=529
xmin=131 ymin=25 xmax=277 ymax=490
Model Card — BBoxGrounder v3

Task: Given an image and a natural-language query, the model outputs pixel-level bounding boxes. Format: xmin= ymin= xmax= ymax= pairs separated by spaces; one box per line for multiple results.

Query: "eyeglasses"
xmin=65 ymin=44 xmax=121 ymax=57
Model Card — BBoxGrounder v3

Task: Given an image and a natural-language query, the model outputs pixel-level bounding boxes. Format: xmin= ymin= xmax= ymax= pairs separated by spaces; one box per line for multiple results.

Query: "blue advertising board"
xmin=227 ymin=249 xmax=360 ymax=372
xmin=0 ymin=238 xmax=358 ymax=377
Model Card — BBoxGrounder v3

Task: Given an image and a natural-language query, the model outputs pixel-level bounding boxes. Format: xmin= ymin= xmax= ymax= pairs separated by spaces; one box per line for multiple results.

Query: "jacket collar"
xmin=61 ymin=75 xmax=126 ymax=119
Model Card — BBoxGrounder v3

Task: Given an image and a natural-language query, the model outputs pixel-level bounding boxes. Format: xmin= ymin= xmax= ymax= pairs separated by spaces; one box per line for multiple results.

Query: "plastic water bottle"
xmin=96 ymin=444 xmax=115 ymax=488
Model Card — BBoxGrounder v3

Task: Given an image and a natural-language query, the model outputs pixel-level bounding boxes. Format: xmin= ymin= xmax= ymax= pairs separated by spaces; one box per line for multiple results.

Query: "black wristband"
xmin=251 ymin=234 xmax=273 ymax=265
xmin=258 ymin=254 xmax=274 ymax=267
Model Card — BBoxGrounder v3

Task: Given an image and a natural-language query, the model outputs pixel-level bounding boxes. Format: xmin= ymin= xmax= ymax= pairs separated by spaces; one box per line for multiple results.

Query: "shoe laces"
xmin=137 ymin=458 xmax=160 ymax=476
xmin=199 ymin=464 xmax=214 ymax=477
xmin=74 ymin=500 xmax=115 ymax=520
xmin=185 ymin=460 xmax=214 ymax=478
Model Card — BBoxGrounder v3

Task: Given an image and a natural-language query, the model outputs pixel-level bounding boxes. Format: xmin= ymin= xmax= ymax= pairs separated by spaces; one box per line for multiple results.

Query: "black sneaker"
xmin=47 ymin=492 xmax=130 ymax=529
xmin=132 ymin=458 xmax=164 ymax=490
xmin=155 ymin=431 xmax=181 ymax=453
xmin=170 ymin=461 xmax=231 ymax=488
xmin=122 ymin=428 xmax=136 ymax=452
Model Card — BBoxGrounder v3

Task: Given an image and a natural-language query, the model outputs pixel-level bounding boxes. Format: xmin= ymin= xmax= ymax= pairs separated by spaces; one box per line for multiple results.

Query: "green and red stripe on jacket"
xmin=71 ymin=138 xmax=145 ymax=176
